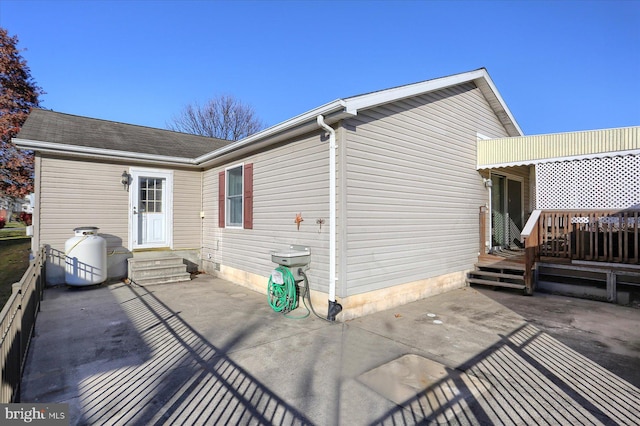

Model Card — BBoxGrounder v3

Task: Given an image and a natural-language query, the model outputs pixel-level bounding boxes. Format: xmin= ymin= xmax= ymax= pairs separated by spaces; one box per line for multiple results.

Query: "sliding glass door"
xmin=491 ymin=175 xmax=523 ymax=249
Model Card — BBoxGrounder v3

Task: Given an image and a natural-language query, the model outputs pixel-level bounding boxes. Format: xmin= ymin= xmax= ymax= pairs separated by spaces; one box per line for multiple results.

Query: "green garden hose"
xmin=268 ymin=267 xmax=334 ymax=322
xmin=268 ymin=266 xmax=298 ymax=313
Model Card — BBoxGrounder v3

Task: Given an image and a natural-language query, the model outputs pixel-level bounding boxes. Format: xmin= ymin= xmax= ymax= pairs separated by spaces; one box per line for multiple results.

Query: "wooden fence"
xmin=0 ymin=245 xmax=46 ymax=403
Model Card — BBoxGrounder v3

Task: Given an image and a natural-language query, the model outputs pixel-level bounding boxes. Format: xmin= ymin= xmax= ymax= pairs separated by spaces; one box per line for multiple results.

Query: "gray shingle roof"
xmin=17 ymin=109 xmax=232 ymax=159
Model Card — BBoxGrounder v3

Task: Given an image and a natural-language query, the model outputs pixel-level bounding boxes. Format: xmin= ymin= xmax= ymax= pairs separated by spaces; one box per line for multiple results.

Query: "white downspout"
xmin=317 ymin=115 xmax=342 ymax=320
xmin=486 ymin=171 xmax=493 ymax=253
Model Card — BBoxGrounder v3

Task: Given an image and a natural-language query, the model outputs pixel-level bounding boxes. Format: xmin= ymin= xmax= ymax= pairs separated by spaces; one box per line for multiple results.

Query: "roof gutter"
xmin=477 ymin=148 xmax=640 ymax=170
xmin=13 ymin=138 xmax=198 ymax=166
xmin=13 ymin=100 xmax=356 ymax=169
xmin=195 ymin=99 xmax=354 ymax=168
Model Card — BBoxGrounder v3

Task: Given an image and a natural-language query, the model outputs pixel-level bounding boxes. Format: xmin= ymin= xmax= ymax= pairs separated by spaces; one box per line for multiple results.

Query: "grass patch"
xmin=1 ymin=231 xmax=27 ymax=239
xmin=0 ymin=238 xmax=31 ymax=309
xmin=4 ymin=222 xmax=25 ymax=229
xmin=0 ymin=226 xmax=26 ymax=239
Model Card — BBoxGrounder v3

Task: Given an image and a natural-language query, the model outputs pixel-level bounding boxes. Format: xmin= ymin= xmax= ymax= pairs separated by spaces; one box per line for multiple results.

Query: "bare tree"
xmin=168 ymin=95 xmax=265 ymax=141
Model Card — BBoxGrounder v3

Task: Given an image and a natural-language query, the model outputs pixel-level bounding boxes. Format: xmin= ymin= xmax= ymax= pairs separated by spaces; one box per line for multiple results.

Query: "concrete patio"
xmin=21 ymin=275 xmax=640 ymax=425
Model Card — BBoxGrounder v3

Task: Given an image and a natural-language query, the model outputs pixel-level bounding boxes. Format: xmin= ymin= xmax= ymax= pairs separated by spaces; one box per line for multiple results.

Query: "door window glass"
xmin=139 ymin=178 xmax=163 ymax=213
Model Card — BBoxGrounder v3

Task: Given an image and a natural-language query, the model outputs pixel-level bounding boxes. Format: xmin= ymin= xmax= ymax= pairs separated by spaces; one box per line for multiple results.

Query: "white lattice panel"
xmin=536 ymin=155 xmax=640 ymax=209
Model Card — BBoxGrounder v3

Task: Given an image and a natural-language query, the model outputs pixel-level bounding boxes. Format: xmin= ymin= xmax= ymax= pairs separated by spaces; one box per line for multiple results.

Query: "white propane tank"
xmin=65 ymin=226 xmax=108 ymax=286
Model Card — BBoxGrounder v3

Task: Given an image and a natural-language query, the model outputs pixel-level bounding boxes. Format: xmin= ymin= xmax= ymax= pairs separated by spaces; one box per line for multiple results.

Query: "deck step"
xmin=466 ymin=277 xmax=526 ymax=290
xmin=475 ymin=261 xmax=526 ymax=272
xmin=467 ymin=257 xmax=526 ymax=291
xmin=468 ymin=270 xmax=524 ymax=280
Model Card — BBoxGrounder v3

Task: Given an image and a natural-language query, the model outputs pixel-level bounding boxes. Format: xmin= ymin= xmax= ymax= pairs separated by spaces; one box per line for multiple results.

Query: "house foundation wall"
xmin=339 ymin=270 xmax=468 ymax=321
xmin=204 ymin=262 xmax=467 ymax=321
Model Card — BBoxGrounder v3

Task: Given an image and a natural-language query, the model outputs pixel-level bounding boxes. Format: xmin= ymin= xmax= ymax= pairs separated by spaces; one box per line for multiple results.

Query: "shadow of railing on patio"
xmin=370 ymin=323 xmax=640 ymax=425
xmin=76 ymin=282 xmax=313 ymax=425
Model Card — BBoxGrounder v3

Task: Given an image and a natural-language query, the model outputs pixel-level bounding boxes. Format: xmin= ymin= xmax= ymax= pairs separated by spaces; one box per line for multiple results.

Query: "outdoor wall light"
xmin=483 ymin=178 xmax=493 ymax=188
xmin=121 ymin=171 xmax=131 ymax=189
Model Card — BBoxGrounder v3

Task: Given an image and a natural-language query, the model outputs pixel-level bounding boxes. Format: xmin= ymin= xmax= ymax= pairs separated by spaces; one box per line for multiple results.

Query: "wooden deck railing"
xmin=520 ymin=209 xmax=640 ymax=294
xmin=535 ymin=210 xmax=640 ymax=263
xmin=0 ymin=245 xmax=46 ymax=403
xmin=521 ymin=210 xmax=542 ymax=295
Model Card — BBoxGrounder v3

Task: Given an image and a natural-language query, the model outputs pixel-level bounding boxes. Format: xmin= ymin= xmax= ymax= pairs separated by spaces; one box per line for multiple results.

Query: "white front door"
xmin=130 ymin=169 xmax=173 ymax=249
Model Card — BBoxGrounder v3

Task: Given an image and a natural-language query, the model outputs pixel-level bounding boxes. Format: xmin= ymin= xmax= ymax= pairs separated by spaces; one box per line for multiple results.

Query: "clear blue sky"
xmin=1 ymin=0 xmax=638 ymax=135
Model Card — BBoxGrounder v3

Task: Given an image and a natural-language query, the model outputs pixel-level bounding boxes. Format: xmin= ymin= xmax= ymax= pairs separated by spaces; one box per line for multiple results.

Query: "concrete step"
xmin=131 ymin=272 xmax=192 ymax=286
xmin=129 ymin=264 xmax=189 ymax=278
xmin=127 ymin=255 xmax=191 ymax=285
xmin=128 ymin=256 xmax=185 ymax=269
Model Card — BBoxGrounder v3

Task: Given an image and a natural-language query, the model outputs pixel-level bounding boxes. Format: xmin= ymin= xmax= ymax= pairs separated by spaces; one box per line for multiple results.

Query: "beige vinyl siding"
xmin=39 ymin=158 xmax=202 ymax=251
xmin=478 ymin=126 xmax=640 ymax=167
xmin=202 ymin=130 xmax=332 ymax=293
xmin=38 ymin=157 xmax=130 ymax=284
xmin=344 ymin=82 xmax=510 ymax=295
xmin=39 ymin=157 xmax=202 ymax=284
xmin=172 ymin=169 xmax=202 ymax=249
xmin=39 ymin=157 xmax=129 ymax=252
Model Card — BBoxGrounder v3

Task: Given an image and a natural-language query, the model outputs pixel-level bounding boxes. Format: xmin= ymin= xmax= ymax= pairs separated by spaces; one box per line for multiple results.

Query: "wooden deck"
xmin=469 ymin=251 xmax=574 ymax=294
xmin=469 ymin=248 xmax=640 ymax=303
xmin=472 ymin=208 xmax=640 ymax=298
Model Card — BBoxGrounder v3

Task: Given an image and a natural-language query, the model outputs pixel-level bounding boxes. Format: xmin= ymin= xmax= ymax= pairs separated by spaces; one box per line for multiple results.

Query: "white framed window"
xmin=226 ymin=164 xmax=244 ymax=227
